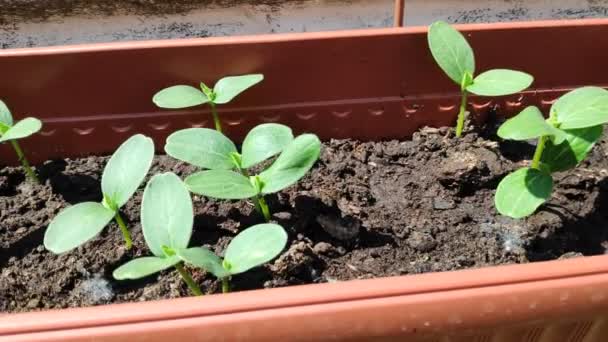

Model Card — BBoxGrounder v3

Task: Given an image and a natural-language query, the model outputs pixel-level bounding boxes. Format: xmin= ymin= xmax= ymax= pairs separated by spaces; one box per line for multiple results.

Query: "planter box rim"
xmin=1 ymin=18 xmax=607 ymax=56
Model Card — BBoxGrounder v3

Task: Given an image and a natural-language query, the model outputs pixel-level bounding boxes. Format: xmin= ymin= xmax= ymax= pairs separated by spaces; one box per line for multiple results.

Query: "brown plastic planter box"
xmin=2 ymin=18 xmax=608 ymax=341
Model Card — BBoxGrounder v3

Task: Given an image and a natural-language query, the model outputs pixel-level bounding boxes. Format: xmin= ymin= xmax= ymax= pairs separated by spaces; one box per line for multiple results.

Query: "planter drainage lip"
xmin=2 ymin=17 xmax=608 ymax=341
xmin=0 ymin=18 xmax=606 ymax=56
xmin=2 ymin=255 xmax=608 ymax=338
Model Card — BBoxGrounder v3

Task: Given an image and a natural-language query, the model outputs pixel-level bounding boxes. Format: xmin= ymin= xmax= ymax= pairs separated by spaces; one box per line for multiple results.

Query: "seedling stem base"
xmin=175 ymin=263 xmax=202 ymax=296
xmin=10 ymin=140 xmax=38 ymax=183
xmin=114 ymin=212 xmax=133 ymax=250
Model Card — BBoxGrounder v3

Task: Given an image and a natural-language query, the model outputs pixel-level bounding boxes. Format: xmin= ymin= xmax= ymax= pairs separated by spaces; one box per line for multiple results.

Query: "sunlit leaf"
xmin=224 ymin=224 xmax=287 ymax=275
xmin=102 ymin=134 xmax=154 ymax=208
xmin=113 ymin=255 xmax=181 ymax=280
xmin=44 ymin=202 xmax=115 ymax=254
xmin=165 ymin=128 xmax=238 ymax=170
xmin=467 ymin=69 xmax=533 ymax=96
xmin=0 ymin=118 xmax=42 ymax=143
xmin=427 ymin=21 xmax=475 ymax=85
xmin=213 ymin=74 xmax=264 ymax=104
xmin=541 ymin=125 xmax=603 ymax=173
xmin=142 ymin=173 xmax=193 ymax=257
xmin=495 ymin=167 xmax=553 ymax=219
xmin=259 ymin=134 xmax=320 ymax=194
xmin=241 ymin=123 xmax=293 ymax=169
xmin=153 ymin=85 xmax=209 ymax=109
xmin=552 ymin=86 xmax=608 ymax=129
xmin=185 ymin=170 xmax=258 ymax=199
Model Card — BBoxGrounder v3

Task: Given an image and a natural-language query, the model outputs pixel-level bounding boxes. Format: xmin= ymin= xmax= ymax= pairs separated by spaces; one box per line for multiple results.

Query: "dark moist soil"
xmin=2 ymin=123 xmax=608 ymax=313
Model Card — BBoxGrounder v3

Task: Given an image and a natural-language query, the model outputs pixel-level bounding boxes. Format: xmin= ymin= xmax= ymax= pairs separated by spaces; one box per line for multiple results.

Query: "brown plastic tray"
xmin=2 ymin=18 xmax=608 ymax=341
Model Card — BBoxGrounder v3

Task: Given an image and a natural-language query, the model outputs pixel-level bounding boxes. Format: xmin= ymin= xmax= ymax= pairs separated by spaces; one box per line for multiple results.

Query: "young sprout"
xmin=113 ymin=172 xmax=287 ymax=295
xmin=152 ymin=74 xmax=264 ymax=133
xmin=44 ymin=134 xmax=154 ymax=253
xmin=427 ymin=21 xmax=534 ymax=137
xmin=165 ymin=123 xmax=319 ymax=221
xmin=495 ymin=86 xmax=608 ymax=218
xmin=177 ymin=223 xmax=287 ymax=293
xmin=0 ymin=99 xmax=42 ymax=183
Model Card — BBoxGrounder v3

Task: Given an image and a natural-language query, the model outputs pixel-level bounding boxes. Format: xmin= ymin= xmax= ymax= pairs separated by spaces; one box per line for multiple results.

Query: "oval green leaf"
xmin=466 ymin=69 xmax=533 ymax=96
xmin=0 ymin=118 xmax=42 ymax=143
xmin=540 ymin=125 xmax=603 ymax=173
xmin=427 ymin=21 xmax=475 ymax=85
xmin=497 ymin=106 xmax=557 ymax=141
xmin=176 ymin=247 xmax=230 ymax=279
xmin=153 ymin=85 xmax=209 ymax=109
xmin=184 ymin=169 xmax=258 ymax=199
xmin=552 ymin=86 xmax=608 ymax=129
xmin=165 ymin=128 xmax=238 ymax=170
xmin=495 ymin=167 xmax=553 ymax=219
xmin=241 ymin=123 xmax=294 ymax=169
xmin=258 ymin=134 xmax=320 ymax=194
xmin=224 ymin=223 xmax=287 ymax=275
xmin=142 ymin=173 xmax=193 ymax=257
xmin=213 ymin=74 xmax=264 ymax=104
xmin=113 ymin=255 xmax=181 ymax=280
xmin=0 ymin=99 xmax=13 ymax=126
xmin=102 ymin=134 xmax=154 ymax=208
xmin=44 ymin=202 xmax=115 ymax=254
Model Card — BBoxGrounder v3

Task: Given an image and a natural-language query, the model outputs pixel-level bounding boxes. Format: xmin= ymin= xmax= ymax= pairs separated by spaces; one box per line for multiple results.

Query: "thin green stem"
xmin=455 ymin=90 xmax=469 ymax=138
xmin=10 ymin=140 xmax=39 ymax=183
xmin=209 ymin=102 xmax=222 ymax=133
xmin=175 ymin=263 xmax=203 ymax=296
xmin=221 ymin=277 xmax=230 ymax=293
xmin=256 ymin=195 xmax=271 ymax=222
xmin=114 ymin=212 xmax=133 ymax=250
xmin=531 ymin=135 xmax=547 ymax=170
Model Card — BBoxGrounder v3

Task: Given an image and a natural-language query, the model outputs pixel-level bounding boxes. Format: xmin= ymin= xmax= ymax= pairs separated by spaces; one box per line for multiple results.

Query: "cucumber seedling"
xmin=44 ymin=134 xmax=154 ymax=253
xmin=153 ymin=74 xmax=264 ymax=133
xmin=113 ymin=172 xmax=287 ymax=295
xmin=165 ymin=123 xmax=320 ymax=221
xmin=427 ymin=21 xmax=534 ymax=137
xmin=0 ymin=99 xmax=42 ymax=183
xmin=495 ymin=86 xmax=608 ymax=218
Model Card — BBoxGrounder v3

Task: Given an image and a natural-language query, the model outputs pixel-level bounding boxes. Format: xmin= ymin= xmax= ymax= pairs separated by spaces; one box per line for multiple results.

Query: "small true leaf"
xmin=224 ymin=223 xmax=287 ymax=275
xmin=142 ymin=173 xmax=193 ymax=257
xmin=44 ymin=202 xmax=115 ymax=254
xmin=153 ymin=85 xmax=209 ymax=109
xmin=552 ymin=86 xmax=608 ymax=129
xmin=497 ymin=106 xmax=559 ymax=141
xmin=259 ymin=134 xmax=321 ymax=194
xmin=0 ymin=99 xmax=13 ymax=126
xmin=213 ymin=74 xmax=264 ymax=104
xmin=185 ymin=170 xmax=258 ymax=199
xmin=0 ymin=118 xmax=42 ymax=143
xmin=495 ymin=167 xmax=553 ymax=219
xmin=241 ymin=123 xmax=294 ymax=169
xmin=102 ymin=134 xmax=154 ymax=208
xmin=113 ymin=255 xmax=181 ymax=280
xmin=466 ymin=69 xmax=533 ymax=96
xmin=428 ymin=21 xmax=475 ymax=85
xmin=541 ymin=125 xmax=603 ymax=173
xmin=176 ymin=247 xmax=230 ymax=279
xmin=165 ymin=128 xmax=238 ymax=170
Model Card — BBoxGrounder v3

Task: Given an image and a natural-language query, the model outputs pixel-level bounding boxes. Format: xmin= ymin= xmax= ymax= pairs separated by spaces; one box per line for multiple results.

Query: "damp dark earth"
xmin=2 ymin=124 xmax=608 ymax=313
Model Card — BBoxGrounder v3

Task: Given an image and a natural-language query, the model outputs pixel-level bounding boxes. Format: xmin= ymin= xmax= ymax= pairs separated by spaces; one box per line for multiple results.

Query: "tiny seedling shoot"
xmin=44 ymin=134 xmax=154 ymax=253
xmin=427 ymin=21 xmax=534 ymax=137
xmin=0 ymin=99 xmax=42 ymax=183
xmin=152 ymin=74 xmax=264 ymax=133
xmin=495 ymin=86 xmax=608 ymax=218
xmin=113 ymin=172 xmax=287 ymax=295
xmin=164 ymin=123 xmax=320 ymax=221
